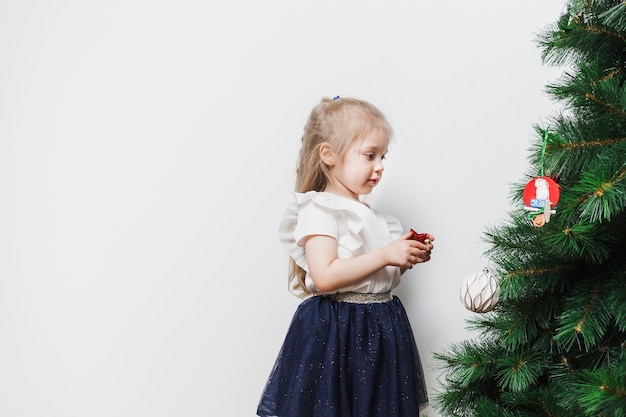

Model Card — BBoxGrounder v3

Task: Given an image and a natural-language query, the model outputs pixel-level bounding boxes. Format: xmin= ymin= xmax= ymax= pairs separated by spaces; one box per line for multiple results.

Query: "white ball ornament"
xmin=460 ymin=268 xmax=501 ymax=313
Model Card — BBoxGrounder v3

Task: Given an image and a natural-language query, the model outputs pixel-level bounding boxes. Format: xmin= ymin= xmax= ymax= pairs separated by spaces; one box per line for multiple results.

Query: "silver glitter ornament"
xmin=460 ymin=268 xmax=500 ymax=313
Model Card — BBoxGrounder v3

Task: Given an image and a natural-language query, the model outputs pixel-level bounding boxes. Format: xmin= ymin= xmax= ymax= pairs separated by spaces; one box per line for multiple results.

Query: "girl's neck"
xmin=322 ymin=186 xmax=359 ymax=203
xmin=321 ymin=189 xmax=371 ymax=209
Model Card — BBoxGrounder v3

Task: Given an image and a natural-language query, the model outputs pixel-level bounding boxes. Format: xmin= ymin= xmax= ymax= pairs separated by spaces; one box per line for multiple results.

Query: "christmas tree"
xmin=433 ymin=1 xmax=626 ymax=416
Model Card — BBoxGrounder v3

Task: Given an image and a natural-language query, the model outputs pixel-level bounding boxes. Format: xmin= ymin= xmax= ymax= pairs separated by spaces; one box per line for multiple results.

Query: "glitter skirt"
xmin=257 ymin=294 xmax=428 ymax=417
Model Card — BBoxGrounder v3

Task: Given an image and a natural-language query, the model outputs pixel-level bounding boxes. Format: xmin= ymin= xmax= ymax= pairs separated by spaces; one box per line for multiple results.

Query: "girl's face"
xmin=324 ymin=131 xmax=389 ymax=201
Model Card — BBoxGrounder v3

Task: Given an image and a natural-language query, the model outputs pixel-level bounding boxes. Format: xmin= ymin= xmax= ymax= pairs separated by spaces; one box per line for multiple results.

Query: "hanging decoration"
xmin=523 ymin=129 xmax=560 ymax=227
xmin=460 ymin=268 xmax=500 ymax=313
xmin=523 ymin=176 xmax=560 ymax=226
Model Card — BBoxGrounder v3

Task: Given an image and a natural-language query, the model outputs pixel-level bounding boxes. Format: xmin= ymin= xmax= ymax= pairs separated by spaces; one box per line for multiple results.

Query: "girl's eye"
xmin=364 ymin=152 xmax=387 ymax=161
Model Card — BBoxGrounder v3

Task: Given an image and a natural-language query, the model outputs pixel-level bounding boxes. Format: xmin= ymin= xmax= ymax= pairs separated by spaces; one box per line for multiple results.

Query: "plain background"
xmin=1 ymin=1 xmax=567 ymax=416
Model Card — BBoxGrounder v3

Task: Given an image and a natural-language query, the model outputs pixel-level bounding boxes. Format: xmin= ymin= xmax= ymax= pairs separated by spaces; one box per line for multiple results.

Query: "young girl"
xmin=257 ymin=96 xmax=434 ymax=417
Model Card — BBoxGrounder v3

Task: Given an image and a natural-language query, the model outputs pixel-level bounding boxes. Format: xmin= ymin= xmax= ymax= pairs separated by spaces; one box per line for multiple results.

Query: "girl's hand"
xmin=385 ymin=232 xmax=434 ymax=269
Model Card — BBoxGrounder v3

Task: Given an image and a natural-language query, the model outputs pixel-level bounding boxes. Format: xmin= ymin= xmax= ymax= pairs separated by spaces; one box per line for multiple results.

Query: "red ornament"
xmin=523 ymin=176 xmax=560 ymax=226
xmin=523 ymin=176 xmax=560 ymax=210
xmin=410 ymin=229 xmax=430 ymax=244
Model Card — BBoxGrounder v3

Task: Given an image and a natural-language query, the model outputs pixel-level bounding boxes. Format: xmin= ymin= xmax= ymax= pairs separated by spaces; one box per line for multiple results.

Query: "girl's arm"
xmin=304 ymin=232 xmax=433 ymax=293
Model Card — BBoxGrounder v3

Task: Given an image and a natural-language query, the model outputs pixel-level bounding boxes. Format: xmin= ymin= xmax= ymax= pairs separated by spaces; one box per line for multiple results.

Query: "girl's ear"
xmin=319 ymin=142 xmax=335 ymax=166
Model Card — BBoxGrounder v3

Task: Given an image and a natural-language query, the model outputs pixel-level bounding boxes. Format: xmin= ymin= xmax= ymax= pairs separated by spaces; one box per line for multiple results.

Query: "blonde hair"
xmin=289 ymin=96 xmax=393 ymax=295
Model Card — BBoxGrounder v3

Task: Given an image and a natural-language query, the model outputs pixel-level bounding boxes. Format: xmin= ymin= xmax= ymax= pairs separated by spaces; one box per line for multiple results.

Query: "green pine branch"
xmin=433 ymin=1 xmax=626 ymax=415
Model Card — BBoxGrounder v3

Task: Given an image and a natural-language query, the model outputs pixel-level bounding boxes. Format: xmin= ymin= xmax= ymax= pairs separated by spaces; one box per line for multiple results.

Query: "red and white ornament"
xmin=523 ymin=176 xmax=560 ymax=227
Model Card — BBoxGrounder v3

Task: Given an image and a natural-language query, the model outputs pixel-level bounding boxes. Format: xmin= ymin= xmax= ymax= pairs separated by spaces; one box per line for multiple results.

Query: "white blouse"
xmin=279 ymin=191 xmax=404 ymax=299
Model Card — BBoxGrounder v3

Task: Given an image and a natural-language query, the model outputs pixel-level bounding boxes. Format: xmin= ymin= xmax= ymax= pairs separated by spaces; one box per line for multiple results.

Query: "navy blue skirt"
xmin=257 ymin=295 xmax=428 ymax=417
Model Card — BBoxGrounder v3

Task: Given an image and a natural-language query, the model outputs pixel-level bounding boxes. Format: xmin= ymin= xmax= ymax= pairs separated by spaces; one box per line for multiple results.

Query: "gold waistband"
xmin=328 ymin=291 xmax=392 ymax=304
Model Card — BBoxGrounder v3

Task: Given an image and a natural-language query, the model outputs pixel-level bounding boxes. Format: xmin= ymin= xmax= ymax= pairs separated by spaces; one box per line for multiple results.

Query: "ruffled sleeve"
xmin=279 ymin=192 xmax=334 ymax=272
xmin=278 ymin=191 xmax=366 ymax=271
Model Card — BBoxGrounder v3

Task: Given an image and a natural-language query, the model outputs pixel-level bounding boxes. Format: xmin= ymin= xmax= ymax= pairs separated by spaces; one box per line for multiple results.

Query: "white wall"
xmin=0 ymin=1 xmax=565 ymax=416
